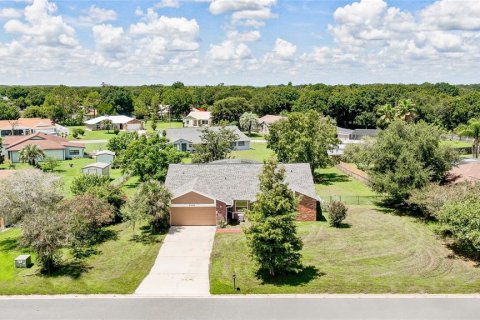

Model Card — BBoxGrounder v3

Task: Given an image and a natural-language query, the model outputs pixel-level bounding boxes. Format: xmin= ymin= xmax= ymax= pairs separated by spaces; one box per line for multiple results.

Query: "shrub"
xmin=72 ymin=129 xmax=79 ymax=139
xmin=113 ymin=127 xmax=120 ymax=135
xmin=77 ymin=128 xmax=85 ymax=136
xmin=327 ymin=200 xmax=348 ymax=227
xmin=438 ymin=194 xmax=480 ymax=257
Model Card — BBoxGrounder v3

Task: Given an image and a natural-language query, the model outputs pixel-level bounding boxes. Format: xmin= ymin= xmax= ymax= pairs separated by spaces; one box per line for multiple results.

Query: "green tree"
xmin=210 ymin=97 xmax=251 ymax=123
xmin=23 ymin=106 xmax=49 ymax=118
xmin=191 ymin=127 xmax=239 ymax=163
xmin=455 ymin=118 xmax=480 ymax=158
xmin=267 ymin=111 xmax=339 ymax=174
xmin=376 ymin=103 xmax=395 ymax=127
xmin=244 ymin=158 xmax=303 ymax=277
xmin=162 ymin=88 xmax=193 ymax=118
xmin=239 ymin=112 xmax=258 ymax=135
xmin=368 ymin=121 xmax=458 ymax=202
xmin=100 ymin=86 xmax=134 ymax=115
xmin=395 ymin=99 xmax=416 ymax=123
xmin=123 ymin=180 xmax=171 ymax=233
xmin=106 ymin=131 xmax=138 ymax=155
xmin=71 ymin=174 xmax=111 ymax=195
xmin=19 ymin=144 xmax=45 ymax=166
xmin=0 ymin=102 xmax=20 ymax=120
xmin=42 ymin=156 xmax=59 ymax=172
xmin=120 ymin=134 xmax=184 ymax=181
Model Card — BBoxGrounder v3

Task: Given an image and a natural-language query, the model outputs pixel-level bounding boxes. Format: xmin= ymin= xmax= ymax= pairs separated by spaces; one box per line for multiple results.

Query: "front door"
xmin=181 ymin=143 xmax=187 ymax=151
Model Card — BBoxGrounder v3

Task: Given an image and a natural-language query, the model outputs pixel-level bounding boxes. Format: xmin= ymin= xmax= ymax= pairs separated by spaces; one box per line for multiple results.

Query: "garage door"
xmin=170 ymin=207 xmax=216 ymax=226
xmin=127 ymin=123 xmax=142 ymax=131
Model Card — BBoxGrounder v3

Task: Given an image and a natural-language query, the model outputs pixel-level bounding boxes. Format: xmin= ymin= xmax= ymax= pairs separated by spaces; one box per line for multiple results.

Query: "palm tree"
xmin=376 ymin=103 xmax=395 ymax=127
xmin=395 ymin=99 xmax=416 ymax=123
xmin=19 ymin=144 xmax=45 ymax=166
xmin=455 ymin=118 xmax=480 ymax=158
xmin=239 ymin=112 xmax=259 ymax=135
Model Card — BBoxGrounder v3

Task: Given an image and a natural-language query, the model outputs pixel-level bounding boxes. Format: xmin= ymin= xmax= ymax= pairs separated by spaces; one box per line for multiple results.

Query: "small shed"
xmin=82 ymin=162 xmax=111 ymax=176
xmin=94 ymin=150 xmax=115 ymax=164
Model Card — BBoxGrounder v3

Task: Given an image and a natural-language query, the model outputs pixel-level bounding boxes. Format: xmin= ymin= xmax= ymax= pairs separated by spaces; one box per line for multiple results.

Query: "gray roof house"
xmin=164 ymin=161 xmax=320 ymax=226
xmin=164 ymin=126 xmax=250 ymax=152
xmin=351 ymin=129 xmax=378 ymax=140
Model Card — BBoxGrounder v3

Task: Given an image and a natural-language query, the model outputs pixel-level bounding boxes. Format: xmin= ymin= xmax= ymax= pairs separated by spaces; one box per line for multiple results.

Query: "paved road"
xmin=135 ymin=226 xmax=216 ymax=296
xmin=0 ymin=296 xmax=479 ymax=320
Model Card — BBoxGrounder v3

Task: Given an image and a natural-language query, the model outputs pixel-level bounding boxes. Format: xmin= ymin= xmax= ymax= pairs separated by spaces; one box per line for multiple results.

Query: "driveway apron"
xmin=135 ymin=226 xmax=216 ymax=296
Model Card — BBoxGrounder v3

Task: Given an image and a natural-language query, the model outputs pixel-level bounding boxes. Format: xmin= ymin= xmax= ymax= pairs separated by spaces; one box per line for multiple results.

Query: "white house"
xmin=0 ymin=118 xmax=69 ymax=137
xmin=85 ymin=115 xmax=143 ymax=132
xmin=183 ymin=111 xmax=213 ymax=128
xmin=164 ymin=126 xmax=250 ymax=152
xmin=82 ymin=162 xmax=111 ymax=176
xmin=93 ymin=150 xmax=115 ymax=164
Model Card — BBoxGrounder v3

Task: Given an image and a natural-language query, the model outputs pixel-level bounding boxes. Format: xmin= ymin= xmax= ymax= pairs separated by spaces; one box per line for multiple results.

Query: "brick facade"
xmin=296 ymin=192 xmax=317 ymax=221
xmin=216 ymin=200 xmax=227 ymax=223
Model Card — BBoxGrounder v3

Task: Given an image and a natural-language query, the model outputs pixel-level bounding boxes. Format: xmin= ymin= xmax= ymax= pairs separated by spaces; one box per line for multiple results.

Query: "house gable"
xmin=172 ymin=191 xmax=216 ymax=205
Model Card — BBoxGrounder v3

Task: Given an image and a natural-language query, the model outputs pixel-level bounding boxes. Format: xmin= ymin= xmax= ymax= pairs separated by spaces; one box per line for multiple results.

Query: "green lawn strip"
xmin=67 ymin=126 xmax=117 ymax=141
xmin=0 ymin=222 xmax=164 ymax=295
xmin=84 ymin=143 xmax=108 ymax=153
xmin=231 ymin=142 xmax=274 ymax=162
xmin=440 ymin=140 xmax=473 ymax=149
xmin=144 ymin=120 xmax=183 ymax=134
xmin=210 ymin=205 xmax=480 ymax=294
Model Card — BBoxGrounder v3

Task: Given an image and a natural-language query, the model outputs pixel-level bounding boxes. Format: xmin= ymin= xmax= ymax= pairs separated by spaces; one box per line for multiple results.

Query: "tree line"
xmin=1 ymin=82 xmax=480 ymax=130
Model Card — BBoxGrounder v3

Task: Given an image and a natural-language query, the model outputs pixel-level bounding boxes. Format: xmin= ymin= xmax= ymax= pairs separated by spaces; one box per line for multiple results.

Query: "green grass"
xmin=231 ymin=142 xmax=274 ymax=162
xmin=210 ymin=206 xmax=480 ymax=294
xmin=0 ymin=222 xmax=164 ymax=295
xmin=0 ymin=158 xmax=122 ymax=197
xmin=144 ymin=120 xmax=183 ymax=133
xmin=67 ymin=126 xmax=118 ymax=141
xmin=440 ymin=140 xmax=473 ymax=149
xmin=84 ymin=143 xmax=107 ymax=153
xmin=315 ymin=167 xmax=377 ymax=201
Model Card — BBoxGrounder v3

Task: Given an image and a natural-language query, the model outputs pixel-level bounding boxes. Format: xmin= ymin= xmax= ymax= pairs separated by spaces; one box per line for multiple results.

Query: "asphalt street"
xmin=0 ymin=296 xmax=479 ymax=320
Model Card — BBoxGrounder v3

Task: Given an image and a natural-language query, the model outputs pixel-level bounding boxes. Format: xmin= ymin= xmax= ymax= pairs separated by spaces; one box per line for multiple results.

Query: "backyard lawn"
xmin=231 ymin=142 xmax=274 ymax=162
xmin=67 ymin=126 xmax=117 ymax=141
xmin=0 ymin=222 xmax=164 ymax=295
xmin=210 ymin=166 xmax=480 ymax=294
xmin=144 ymin=120 xmax=183 ymax=133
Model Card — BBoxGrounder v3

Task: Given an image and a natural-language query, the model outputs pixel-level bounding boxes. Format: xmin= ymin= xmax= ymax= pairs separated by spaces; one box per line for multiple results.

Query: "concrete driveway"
xmin=135 ymin=226 xmax=216 ymax=296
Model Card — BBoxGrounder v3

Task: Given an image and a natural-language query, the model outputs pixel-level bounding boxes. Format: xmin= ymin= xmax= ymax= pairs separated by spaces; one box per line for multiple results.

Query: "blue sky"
xmin=0 ymin=0 xmax=479 ymax=86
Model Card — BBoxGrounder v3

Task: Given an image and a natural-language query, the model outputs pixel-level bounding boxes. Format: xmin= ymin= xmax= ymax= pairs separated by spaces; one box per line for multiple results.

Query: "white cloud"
xmin=0 ymin=8 xmax=23 ymax=19
xmin=78 ymin=5 xmax=117 ymax=25
xmin=264 ymin=38 xmax=296 ymax=62
xmin=155 ymin=0 xmax=181 ymax=9
xmin=4 ymin=0 xmax=77 ymax=47
xmin=226 ymin=30 xmax=261 ymax=42
xmin=420 ymin=0 xmax=480 ymax=31
xmin=209 ymin=0 xmax=277 ymax=27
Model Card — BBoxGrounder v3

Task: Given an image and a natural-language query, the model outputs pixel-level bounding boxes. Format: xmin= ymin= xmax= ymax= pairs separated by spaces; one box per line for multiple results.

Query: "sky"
xmin=0 ymin=0 xmax=479 ymax=86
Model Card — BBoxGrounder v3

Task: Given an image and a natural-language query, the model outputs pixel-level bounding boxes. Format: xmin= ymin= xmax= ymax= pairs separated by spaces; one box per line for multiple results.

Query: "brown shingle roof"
xmin=4 ymin=132 xmax=85 ymax=152
xmin=258 ymin=115 xmax=286 ymax=125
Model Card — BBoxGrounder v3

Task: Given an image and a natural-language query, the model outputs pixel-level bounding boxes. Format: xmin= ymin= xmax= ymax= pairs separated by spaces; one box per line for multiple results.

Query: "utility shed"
xmin=82 ymin=162 xmax=111 ymax=176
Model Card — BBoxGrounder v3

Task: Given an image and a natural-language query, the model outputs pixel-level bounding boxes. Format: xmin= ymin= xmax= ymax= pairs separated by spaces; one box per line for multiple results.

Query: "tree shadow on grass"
xmin=49 ymin=260 xmax=92 ymax=279
xmin=335 ymin=223 xmax=351 ymax=229
xmin=258 ymin=266 xmax=325 ymax=286
xmin=445 ymin=242 xmax=480 ymax=267
xmin=131 ymin=225 xmax=167 ymax=245
xmin=314 ymin=172 xmax=350 ymax=185
xmin=0 ymin=238 xmax=20 ymax=251
xmin=374 ymin=197 xmax=428 ymax=220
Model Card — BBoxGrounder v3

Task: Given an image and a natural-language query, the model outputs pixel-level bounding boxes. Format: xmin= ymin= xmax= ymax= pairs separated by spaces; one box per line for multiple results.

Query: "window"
xmin=238 ymin=141 xmax=245 ymax=147
xmin=235 ymin=200 xmax=249 ymax=212
xmin=69 ymin=149 xmax=80 ymax=156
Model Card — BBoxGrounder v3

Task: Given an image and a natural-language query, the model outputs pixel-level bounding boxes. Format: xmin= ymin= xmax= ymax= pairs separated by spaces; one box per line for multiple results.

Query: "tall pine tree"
xmin=244 ymin=158 xmax=303 ymax=277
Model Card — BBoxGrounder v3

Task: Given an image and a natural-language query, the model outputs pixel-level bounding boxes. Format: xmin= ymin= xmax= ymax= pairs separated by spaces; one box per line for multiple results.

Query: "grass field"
xmin=0 ymin=158 xmax=122 ymax=197
xmin=210 ymin=165 xmax=480 ymax=294
xmin=144 ymin=120 xmax=183 ymax=133
xmin=440 ymin=140 xmax=473 ymax=149
xmin=67 ymin=126 xmax=117 ymax=141
xmin=231 ymin=142 xmax=274 ymax=162
xmin=0 ymin=222 xmax=164 ymax=295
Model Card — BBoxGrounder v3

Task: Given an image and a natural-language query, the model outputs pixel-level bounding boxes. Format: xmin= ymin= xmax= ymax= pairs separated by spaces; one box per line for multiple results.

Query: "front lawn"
xmin=67 ymin=126 xmax=117 ymax=141
xmin=210 ymin=205 xmax=480 ymax=294
xmin=0 ymin=222 xmax=164 ymax=295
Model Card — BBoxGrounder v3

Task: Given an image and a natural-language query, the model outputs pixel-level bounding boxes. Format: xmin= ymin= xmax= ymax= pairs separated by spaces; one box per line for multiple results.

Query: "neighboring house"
xmin=165 ymin=161 xmax=320 ymax=226
xmin=257 ymin=115 xmax=286 ymax=133
xmin=83 ymin=108 xmax=98 ymax=120
xmin=337 ymin=127 xmax=354 ymax=141
xmin=351 ymin=129 xmax=377 ymax=140
xmin=85 ymin=115 xmax=144 ymax=131
xmin=0 ymin=118 xmax=69 ymax=137
xmin=1 ymin=133 xmax=85 ymax=163
xmin=93 ymin=150 xmax=115 ymax=164
xmin=82 ymin=162 xmax=110 ymax=176
xmin=157 ymin=104 xmax=171 ymax=119
xmin=183 ymin=111 xmax=213 ymax=128
xmin=165 ymin=126 xmax=250 ymax=152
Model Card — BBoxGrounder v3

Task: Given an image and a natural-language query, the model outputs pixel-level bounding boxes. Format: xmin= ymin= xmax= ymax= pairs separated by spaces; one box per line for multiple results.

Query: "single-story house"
xmin=165 ymin=126 xmax=250 ymax=152
xmin=85 ymin=115 xmax=143 ymax=131
xmin=164 ymin=161 xmax=320 ymax=226
xmin=1 ymin=133 xmax=85 ymax=163
xmin=0 ymin=118 xmax=69 ymax=137
xmin=350 ymin=129 xmax=378 ymax=140
xmin=257 ymin=115 xmax=286 ymax=133
xmin=82 ymin=162 xmax=110 ymax=176
xmin=337 ymin=127 xmax=354 ymax=141
xmin=93 ymin=150 xmax=115 ymax=164
xmin=183 ymin=111 xmax=213 ymax=128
